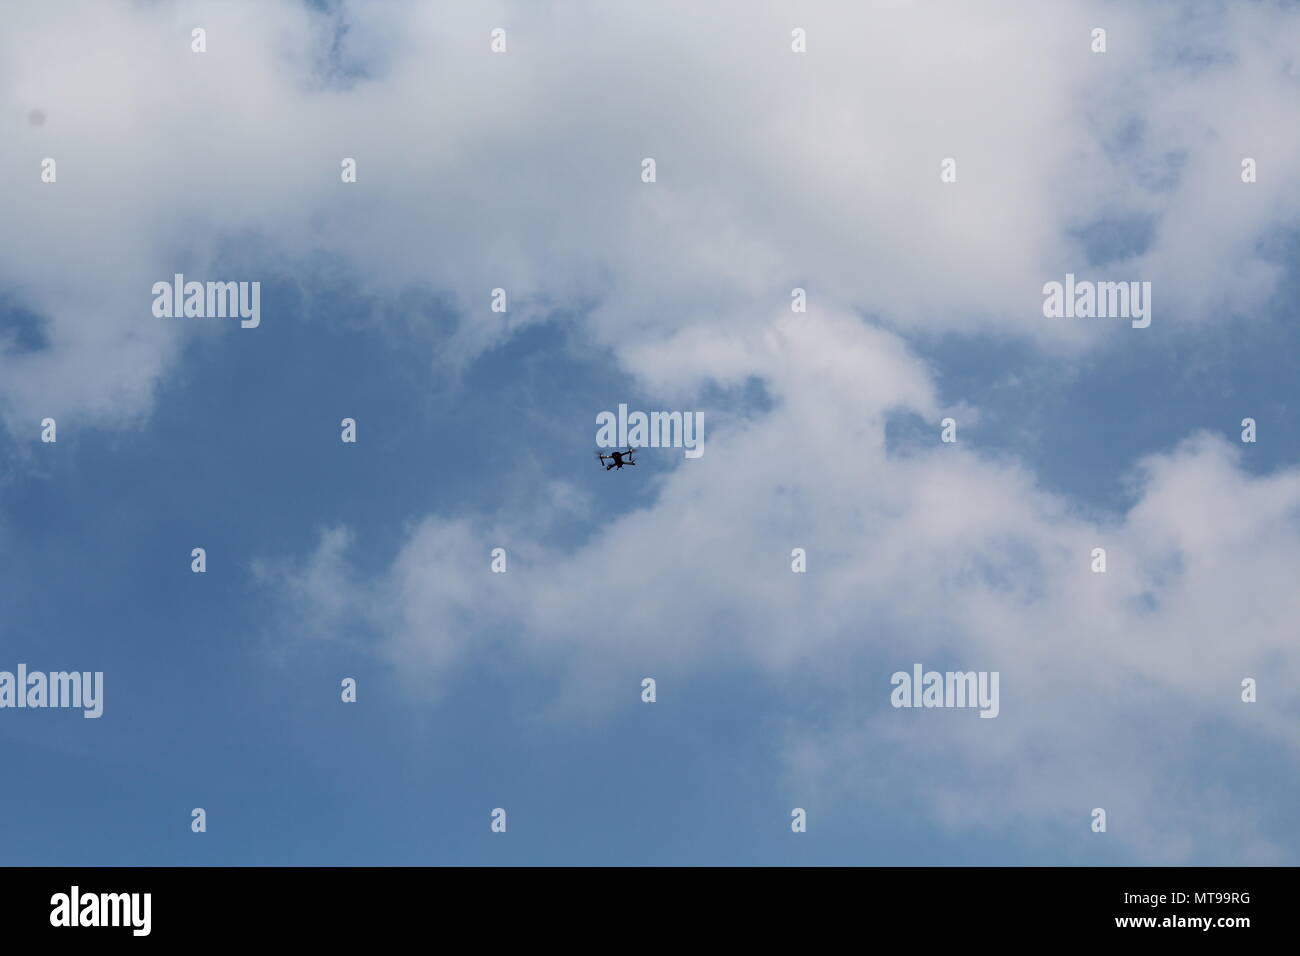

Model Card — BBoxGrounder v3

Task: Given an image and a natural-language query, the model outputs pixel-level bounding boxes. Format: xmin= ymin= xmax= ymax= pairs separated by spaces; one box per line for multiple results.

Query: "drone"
xmin=595 ymin=447 xmax=638 ymax=471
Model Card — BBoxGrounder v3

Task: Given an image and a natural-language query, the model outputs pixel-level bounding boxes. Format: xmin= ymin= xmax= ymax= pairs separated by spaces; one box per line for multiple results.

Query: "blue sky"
xmin=2 ymin=0 xmax=1300 ymax=865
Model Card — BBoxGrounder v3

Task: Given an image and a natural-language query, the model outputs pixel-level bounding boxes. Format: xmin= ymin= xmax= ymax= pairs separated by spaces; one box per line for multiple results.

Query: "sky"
xmin=1 ymin=0 xmax=1299 ymax=865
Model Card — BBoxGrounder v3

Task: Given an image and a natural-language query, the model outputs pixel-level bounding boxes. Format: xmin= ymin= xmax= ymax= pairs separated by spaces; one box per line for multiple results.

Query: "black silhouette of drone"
xmin=595 ymin=447 xmax=638 ymax=471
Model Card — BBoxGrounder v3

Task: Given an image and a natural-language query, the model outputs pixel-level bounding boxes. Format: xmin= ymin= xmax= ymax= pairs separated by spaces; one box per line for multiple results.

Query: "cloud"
xmin=4 ymin=0 xmax=1299 ymax=430
xmin=255 ymin=310 xmax=1300 ymax=861
xmin=9 ymin=0 xmax=1299 ymax=862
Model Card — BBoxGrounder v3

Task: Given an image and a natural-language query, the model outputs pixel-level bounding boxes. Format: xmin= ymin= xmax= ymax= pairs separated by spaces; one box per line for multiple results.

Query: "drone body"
xmin=595 ymin=447 xmax=637 ymax=471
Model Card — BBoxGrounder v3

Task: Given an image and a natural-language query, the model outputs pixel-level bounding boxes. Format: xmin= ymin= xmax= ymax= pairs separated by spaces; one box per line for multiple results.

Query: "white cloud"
xmin=257 ymin=310 xmax=1300 ymax=861
xmin=8 ymin=0 xmax=1300 ymax=861
xmin=4 ymin=0 xmax=1299 ymax=428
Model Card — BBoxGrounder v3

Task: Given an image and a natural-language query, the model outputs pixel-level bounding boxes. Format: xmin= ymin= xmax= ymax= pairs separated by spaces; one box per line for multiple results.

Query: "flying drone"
xmin=595 ymin=447 xmax=638 ymax=471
